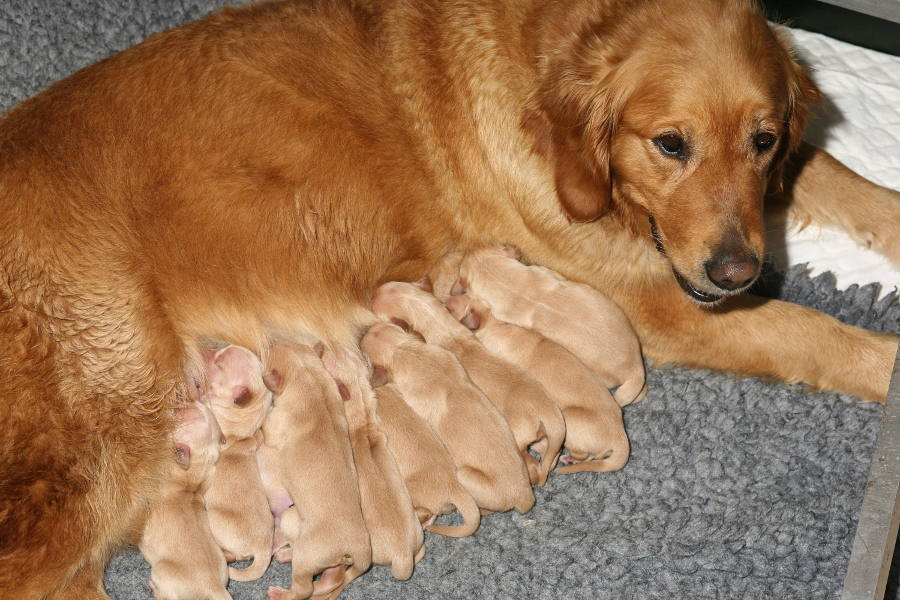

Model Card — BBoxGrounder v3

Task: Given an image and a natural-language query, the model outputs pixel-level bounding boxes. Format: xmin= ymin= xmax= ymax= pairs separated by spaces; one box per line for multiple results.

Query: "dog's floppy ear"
xmin=768 ymin=29 xmax=821 ymax=193
xmin=526 ymin=31 xmax=629 ymax=224
xmin=524 ymin=108 xmax=612 ymax=223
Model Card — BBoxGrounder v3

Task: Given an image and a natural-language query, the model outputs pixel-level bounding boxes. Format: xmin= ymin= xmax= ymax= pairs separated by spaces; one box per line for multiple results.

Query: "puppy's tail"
xmin=209 ymin=588 xmax=235 ymax=600
xmin=612 ymin=372 xmax=646 ymax=406
xmin=556 ymin=459 xmax=625 ymax=475
xmin=537 ymin=417 xmax=566 ymax=486
xmin=424 ymin=491 xmax=481 ymax=538
xmin=228 ymin=550 xmax=272 ymax=582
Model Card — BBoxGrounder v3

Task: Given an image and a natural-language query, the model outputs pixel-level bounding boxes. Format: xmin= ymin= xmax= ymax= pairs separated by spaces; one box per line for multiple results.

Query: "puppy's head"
xmin=172 ymin=403 xmax=222 ymax=477
xmin=202 ymin=344 xmax=273 ymax=439
xmin=528 ymin=0 xmax=818 ymax=304
xmin=360 ymin=321 xmax=416 ymax=368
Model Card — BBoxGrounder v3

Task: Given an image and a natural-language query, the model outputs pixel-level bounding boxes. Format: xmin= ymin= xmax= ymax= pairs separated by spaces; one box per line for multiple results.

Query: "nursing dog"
xmin=1 ymin=0 xmax=898 ymax=596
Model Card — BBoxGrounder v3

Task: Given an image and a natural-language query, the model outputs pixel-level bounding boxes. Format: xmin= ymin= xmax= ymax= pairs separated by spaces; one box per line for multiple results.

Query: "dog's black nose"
xmin=705 ymin=253 xmax=759 ymax=290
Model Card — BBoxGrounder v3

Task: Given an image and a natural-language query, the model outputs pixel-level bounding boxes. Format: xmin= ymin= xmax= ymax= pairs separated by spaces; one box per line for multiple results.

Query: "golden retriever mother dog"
xmin=1 ymin=0 xmax=899 ymax=596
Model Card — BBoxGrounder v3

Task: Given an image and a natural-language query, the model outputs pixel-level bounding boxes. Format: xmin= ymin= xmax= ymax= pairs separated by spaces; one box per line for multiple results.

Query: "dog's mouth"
xmin=648 ymin=216 xmax=724 ymax=305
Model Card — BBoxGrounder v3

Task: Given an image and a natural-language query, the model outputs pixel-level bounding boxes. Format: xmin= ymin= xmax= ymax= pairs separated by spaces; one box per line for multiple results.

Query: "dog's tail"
xmin=228 ymin=550 xmax=272 ymax=582
xmin=612 ymin=372 xmax=646 ymax=406
xmin=424 ymin=490 xmax=481 ymax=538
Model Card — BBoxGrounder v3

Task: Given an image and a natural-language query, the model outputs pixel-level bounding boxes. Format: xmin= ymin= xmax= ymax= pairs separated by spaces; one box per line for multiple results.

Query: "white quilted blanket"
xmin=775 ymin=27 xmax=900 ymax=296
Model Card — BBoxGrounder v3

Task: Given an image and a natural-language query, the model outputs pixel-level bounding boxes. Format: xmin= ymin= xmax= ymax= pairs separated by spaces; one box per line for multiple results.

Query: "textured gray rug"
xmin=3 ymin=2 xmax=899 ymax=599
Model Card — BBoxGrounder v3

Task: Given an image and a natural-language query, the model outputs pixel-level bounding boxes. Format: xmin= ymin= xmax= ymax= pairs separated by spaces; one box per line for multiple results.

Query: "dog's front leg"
xmin=620 ymin=280 xmax=899 ymax=403
xmin=778 ymin=141 xmax=900 ymax=267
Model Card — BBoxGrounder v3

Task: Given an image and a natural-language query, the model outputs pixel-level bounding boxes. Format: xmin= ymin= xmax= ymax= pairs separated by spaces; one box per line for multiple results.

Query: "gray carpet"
xmin=3 ymin=2 xmax=899 ymax=599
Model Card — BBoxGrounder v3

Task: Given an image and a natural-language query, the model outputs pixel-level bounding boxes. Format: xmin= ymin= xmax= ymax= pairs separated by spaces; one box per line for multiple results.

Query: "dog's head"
xmin=527 ymin=0 xmax=819 ymax=304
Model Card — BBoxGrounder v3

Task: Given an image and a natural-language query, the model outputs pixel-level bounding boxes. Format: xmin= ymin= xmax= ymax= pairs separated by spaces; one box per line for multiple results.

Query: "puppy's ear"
xmin=263 ymin=370 xmax=284 ymax=394
xmin=233 ymin=385 xmax=252 ymax=407
xmin=459 ymin=306 xmax=481 ymax=331
xmin=371 ymin=365 xmax=390 ymax=387
xmin=449 ymin=278 xmax=467 ymax=296
xmin=174 ymin=443 xmax=191 ymax=471
xmin=500 ymin=245 xmax=522 ymax=261
xmin=413 ymin=276 xmax=433 ymax=293
xmin=389 ymin=317 xmax=411 ymax=332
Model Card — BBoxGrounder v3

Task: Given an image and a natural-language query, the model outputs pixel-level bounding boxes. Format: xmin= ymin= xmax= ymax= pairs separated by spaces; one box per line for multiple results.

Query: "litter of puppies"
xmin=144 ymin=245 xmax=643 ymax=599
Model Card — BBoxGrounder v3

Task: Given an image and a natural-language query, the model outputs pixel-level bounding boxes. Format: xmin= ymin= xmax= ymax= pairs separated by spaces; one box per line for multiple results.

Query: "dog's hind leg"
xmin=0 ymin=295 xmax=182 ymax=597
xmin=46 ymin=560 xmax=111 ymax=600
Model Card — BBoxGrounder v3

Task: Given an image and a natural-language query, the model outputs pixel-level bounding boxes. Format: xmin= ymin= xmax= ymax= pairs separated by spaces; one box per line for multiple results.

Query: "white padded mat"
xmin=772 ymin=27 xmax=900 ymax=296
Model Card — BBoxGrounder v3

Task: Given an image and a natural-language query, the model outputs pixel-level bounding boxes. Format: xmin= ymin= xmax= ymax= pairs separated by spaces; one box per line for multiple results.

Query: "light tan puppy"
xmin=374 ymin=383 xmax=481 ymax=537
xmin=320 ymin=346 xmax=425 ymax=587
xmin=457 ymin=246 xmax=647 ymax=407
xmin=201 ymin=345 xmax=275 ymax=582
xmin=446 ymin=294 xmax=630 ymax=473
xmin=371 ymin=281 xmax=565 ymax=485
xmin=139 ymin=403 xmax=230 ymax=600
xmin=360 ymin=322 xmax=534 ymax=514
xmin=428 ymin=251 xmax=464 ymax=299
xmin=256 ymin=342 xmax=371 ymax=600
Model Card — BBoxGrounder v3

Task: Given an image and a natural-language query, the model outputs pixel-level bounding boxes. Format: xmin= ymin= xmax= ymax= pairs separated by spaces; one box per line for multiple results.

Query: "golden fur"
xmin=373 ymin=383 xmax=483 ymax=538
xmin=320 ymin=346 xmax=425 ymax=585
xmin=1 ymin=0 xmax=898 ymax=595
xmin=138 ymin=404 xmax=229 ymax=600
xmin=360 ymin=322 xmax=536 ymax=514
xmin=371 ymin=280 xmax=567 ymax=485
xmin=445 ymin=293 xmax=630 ymax=473
xmin=200 ymin=346 xmax=274 ymax=582
xmin=255 ymin=343 xmax=370 ymax=600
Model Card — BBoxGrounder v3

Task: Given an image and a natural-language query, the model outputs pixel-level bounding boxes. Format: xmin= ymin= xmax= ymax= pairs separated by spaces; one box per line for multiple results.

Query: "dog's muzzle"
xmin=649 ymin=215 xmax=724 ymax=304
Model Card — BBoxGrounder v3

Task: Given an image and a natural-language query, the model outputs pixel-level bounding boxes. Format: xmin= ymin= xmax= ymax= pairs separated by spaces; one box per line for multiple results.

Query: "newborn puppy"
xmin=457 ymin=246 xmax=647 ymax=406
xmin=139 ymin=403 xmax=231 ymax=600
xmin=320 ymin=346 xmax=425 ymax=586
xmin=372 ymin=281 xmax=565 ymax=485
xmin=201 ymin=345 xmax=272 ymax=439
xmin=446 ymin=294 xmax=630 ymax=473
xmin=201 ymin=345 xmax=274 ymax=582
xmin=374 ymin=383 xmax=481 ymax=537
xmin=361 ymin=322 xmax=534 ymax=514
xmin=257 ymin=342 xmax=371 ymax=600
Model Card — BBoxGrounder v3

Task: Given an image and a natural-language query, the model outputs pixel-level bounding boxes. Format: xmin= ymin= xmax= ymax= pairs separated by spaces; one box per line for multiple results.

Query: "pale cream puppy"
xmin=427 ymin=250 xmax=464 ymax=299
xmin=320 ymin=345 xmax=426 ymax=587
xmin=201 ymin=345 xmax=274 ymax=582
xmin=256 ymin=342 xmax=371 ymax=600
xmin=371 ymin=281 xmax=565 ymax=485
xmin=374 ymin=383 xmax=481 ymax=537
xmin=360 ymin=322 xmax=534 ymax=514
xmin=139 ymin=403 xmax=231 ymax=600
xmin=457 ymin=246 xmax=647 ymax=406
xmin=446 ymin=294 xmax=630 ymax=473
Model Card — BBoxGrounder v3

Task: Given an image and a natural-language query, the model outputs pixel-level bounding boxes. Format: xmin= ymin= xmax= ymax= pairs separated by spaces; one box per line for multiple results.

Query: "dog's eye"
xmin=754 ymin=132 xmax=777 ymax=153
xmin=653 ymin=134 xmax=687 ymax=159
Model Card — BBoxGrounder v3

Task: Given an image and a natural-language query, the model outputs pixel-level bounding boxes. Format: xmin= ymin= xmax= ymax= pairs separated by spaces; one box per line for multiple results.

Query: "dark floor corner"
xmin=760 ymin=0 xmax=900 ymax=56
